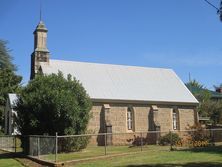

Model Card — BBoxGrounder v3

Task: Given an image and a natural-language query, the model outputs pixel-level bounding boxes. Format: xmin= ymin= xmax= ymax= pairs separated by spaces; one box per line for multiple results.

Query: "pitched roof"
xmin=40 ymin=59 xmax=198 ymax=105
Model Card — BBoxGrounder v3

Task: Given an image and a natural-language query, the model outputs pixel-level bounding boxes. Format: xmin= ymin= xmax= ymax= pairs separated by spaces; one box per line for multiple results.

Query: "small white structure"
xmin=4 ymin=93 xmax=19 ymax=135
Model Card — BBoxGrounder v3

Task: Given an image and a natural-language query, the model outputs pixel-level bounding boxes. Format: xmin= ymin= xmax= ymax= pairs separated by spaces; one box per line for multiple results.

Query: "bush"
xmin=15 ymin=72 xmax=92 ymax=153
xmin=58 ymin=135 xmax=91 ymax=152
xmin=159 ymin=132 xmax=181 ymax=146
xmin=187 ymin=124 xmax=210 ymax=146
xmin=130 ymin=135 xmax=147 ymax=146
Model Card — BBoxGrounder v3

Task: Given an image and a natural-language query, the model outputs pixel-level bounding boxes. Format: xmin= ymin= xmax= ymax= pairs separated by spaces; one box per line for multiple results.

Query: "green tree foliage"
xmin=186 ymin=79 xmax=204 ymax=89
xmin=211 ymin=84 xmax=222 ymax=125
xmin=0 ymin=40 xmax=22 ymax=131
xmin=186 ymin=80 xmax=211 ymax=117
xmin=195 ymin=94 xmax=211 ymax=119
xmin=159 ymin=132 xmax=181 ymax=146
xmin=209 ymin=101 xmax=222 ymax=125
xmin=0 ymin=40 xmax=16 ymax=71
xmin=15 ymin=72 xmax=92 ymax=136
xmin=186 ymin=80 xmax=222 ymax=124
xmin=0 ymin=69 xmax=22 ymax=104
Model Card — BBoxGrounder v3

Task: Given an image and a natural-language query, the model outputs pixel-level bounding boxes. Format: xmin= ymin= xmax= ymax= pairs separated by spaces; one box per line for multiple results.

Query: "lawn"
xmin=0 ymin=159 xmax=23 ymax=167
xmin=1 ymin=145 xmax=222 ymax=167
xmin=40 ymin=145 xmax=169 ymax=162
xmin=73 ymin=146 xmax=222 ymax=167
xmin=0 ymin=151 xmax=23 ymax=167
xmin=38 ymin=144 xmax=222 ymax=167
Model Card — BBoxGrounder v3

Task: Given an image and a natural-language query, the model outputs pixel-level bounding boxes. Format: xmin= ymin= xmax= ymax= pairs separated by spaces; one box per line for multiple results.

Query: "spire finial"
xmin=40 ymin=0 xmax=42 ymax=21
xmin=189 ymin=72 xmax=191 ymax=82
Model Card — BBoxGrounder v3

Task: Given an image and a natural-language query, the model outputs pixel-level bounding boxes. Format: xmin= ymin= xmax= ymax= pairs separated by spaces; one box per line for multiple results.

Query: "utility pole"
xmin=204 ymin=0 xmax=222 ymax=22
xmin=219 ymin=0 xmax=222 ymax=21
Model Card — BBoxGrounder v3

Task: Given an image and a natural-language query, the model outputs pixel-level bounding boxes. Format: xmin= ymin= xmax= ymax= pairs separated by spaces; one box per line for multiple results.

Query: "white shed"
xmin=4 ymin=93 xmax=19 ymax=135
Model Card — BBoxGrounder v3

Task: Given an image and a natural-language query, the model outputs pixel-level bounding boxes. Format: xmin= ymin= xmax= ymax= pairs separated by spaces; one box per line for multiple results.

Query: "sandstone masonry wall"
xmin=87 ymin=103 xmax=197 ymax=134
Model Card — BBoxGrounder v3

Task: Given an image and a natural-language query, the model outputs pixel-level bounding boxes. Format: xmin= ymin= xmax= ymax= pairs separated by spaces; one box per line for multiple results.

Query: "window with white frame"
xmin=172 ymin=108 xmax=179 ymax=130
xmin=127 ymin=107 xmax=133 ymax=130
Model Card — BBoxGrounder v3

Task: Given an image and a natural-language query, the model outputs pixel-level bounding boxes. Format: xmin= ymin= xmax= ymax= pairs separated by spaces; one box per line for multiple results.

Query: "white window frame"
xmin=127 ymin=107 xmax=133 ymax=130
xmin=172 ymin=108 xmax=179 ymax=130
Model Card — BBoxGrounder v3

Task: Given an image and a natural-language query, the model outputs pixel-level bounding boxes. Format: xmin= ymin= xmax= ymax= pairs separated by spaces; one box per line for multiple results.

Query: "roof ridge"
xmin=50 ymin=59 xmax=172 ymax=71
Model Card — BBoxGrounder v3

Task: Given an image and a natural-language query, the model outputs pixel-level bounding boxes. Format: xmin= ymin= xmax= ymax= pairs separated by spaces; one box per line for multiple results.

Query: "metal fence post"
xmin=104 ymin=133 xmax=107 ymax=155
xmin=55 ymin=132 xmax=58 ymax=163
xmin=14 ymin=136 xmax=16 ymax=153
xmin=37 ymin=137 xmax=40 ymax=159
xmin=170 ymin=130 xmax=173 ymax=151
xmin=140 ymin=132 xmax=143 ymax=151
xmin=210 ymin=129 xmax=215 ymax=146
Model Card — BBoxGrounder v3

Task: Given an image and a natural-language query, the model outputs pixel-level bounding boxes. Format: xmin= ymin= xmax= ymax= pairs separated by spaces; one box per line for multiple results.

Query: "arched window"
xmin=172 ymin=108 xmax=179 ymax=130
xmin=127 ymin=107 xmax=133 ymax=130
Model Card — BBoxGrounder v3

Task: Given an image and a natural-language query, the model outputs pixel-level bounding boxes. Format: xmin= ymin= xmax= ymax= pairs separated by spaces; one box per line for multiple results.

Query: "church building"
xmin=30 ymin=21 xmax=199 ymax=138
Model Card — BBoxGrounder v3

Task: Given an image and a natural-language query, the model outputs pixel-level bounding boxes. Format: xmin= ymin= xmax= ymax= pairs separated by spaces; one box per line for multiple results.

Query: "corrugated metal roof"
xmin=40 ymin=59 xmax=198 ymax=105
xmin=8 ymin=93 xmax=18 ymax=108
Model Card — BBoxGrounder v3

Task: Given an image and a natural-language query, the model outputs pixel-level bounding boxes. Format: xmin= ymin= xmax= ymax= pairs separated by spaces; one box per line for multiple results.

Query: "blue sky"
xmin=1 ymin=0 xmax=222 ymax=90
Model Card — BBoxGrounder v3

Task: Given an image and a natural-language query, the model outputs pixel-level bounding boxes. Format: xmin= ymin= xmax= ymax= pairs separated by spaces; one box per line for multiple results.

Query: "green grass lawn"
xmin=0 ymin=158 xmax=23 ymax=167
xmin=0 ymin=159 xmax=23 ymax=167
xmin=39 ymin=144 xmax=222 ymax=167
xmin=73 ymin=146 xmax=222 ymax=167
xmin=1 ymin=145 xmax=222 ymax=167
xmin=0 ymin=151 xmax=23 ymax=167
xmin=41 ymin=145 xmax=169 ymax=162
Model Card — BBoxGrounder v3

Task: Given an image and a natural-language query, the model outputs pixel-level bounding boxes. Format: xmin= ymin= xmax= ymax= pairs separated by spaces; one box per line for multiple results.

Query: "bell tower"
xmin=30 ymin=21 xmax=50 ymax=79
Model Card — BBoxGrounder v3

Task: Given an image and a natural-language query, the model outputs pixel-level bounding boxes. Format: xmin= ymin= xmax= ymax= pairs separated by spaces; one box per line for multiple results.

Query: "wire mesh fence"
xmin=172 ymin=129 xmax=222 ymax=150
xmin=0 ymin=135 xmax=22 ymax=152
xmin=0 ymin=135 xmax=16 ymax=152
xmin=28 ymin=135 xmax=56 ymax=161
xmin=0 ymin=129 xmax=222 ymax=163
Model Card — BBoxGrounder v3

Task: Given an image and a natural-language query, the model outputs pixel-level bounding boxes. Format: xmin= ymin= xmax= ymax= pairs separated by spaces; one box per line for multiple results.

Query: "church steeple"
xmin=33 ymin=21 xmax=49 ymax=52
xmin=30 ymin=20 xmax=50 ymax=79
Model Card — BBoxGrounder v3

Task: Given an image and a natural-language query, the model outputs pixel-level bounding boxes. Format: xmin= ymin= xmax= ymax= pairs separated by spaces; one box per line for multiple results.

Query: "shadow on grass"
xmin=176 ymin=145 xmax=222 ymax=155
xmin=0 ymin=152 xmax=15 ymax=159
xmin=127 ymin=162 xmax=222 ymax=167
xmin=0 ymin=151 xmax=23 ymax=159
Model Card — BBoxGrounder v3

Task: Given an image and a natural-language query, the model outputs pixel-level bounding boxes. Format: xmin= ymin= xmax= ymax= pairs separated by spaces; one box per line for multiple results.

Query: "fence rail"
xmin=0 ymin=128 xmax=222 ymax=163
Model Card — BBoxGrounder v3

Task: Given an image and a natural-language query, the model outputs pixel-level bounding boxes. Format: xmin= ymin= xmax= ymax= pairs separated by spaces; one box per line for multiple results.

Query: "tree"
xmin=209 ymin=100 xmax=222 ymax=125
xmin=186 ymin=80 xmax=211 ymax=117
xmin=0 ymin=40 xmax=16 ymax=71
xmin=15 ymin=72 xmax=92 ymax=136
xmin=16 ymin=73 xmax=92 ymax=152
xmin=186 ymin=79 xmax=204 ymax=89
xmin=0 ymin=40 xmax=22 ymax=131
xmin=186 ymin=80 xmax=222 ymax=125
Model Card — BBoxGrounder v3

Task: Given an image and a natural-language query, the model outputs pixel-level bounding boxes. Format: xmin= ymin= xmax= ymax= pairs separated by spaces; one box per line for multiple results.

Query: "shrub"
xmin=58 ymin=135 xmax=91 ymax=152
xmin=187 ymin=124 xmax=210 ymax=146
xmin=15 ymin=72 xmax=92 ymax=153
xmin=159 ymin=132 xmax=181 ymax=146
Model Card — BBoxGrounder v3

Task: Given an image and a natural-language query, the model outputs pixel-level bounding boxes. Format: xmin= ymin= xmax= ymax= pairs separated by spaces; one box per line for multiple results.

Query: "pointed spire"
xmin=36 ymin=0 xmax=47 ymax=30
xmin=40 ymin=0 xmax=42 ymax=22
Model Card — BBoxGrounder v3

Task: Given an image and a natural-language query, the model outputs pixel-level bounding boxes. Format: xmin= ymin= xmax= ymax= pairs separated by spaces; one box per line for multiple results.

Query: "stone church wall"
xmin=178 ymin=107 xmax=196 ymax=130
xmin=87 ymin=102 xmax=197 ymax=145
